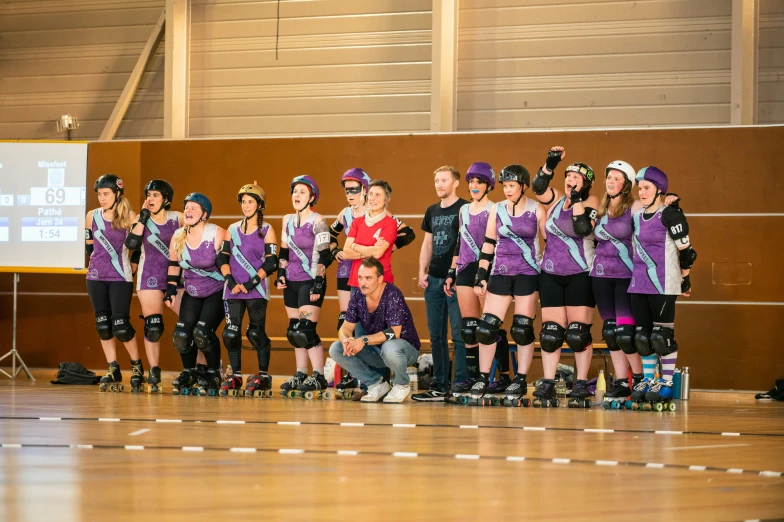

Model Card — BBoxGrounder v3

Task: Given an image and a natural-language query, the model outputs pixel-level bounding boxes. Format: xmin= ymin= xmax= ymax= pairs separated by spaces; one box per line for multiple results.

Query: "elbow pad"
xmin=479 ymin=251 xmax=494 ymax=263
xmin=532 ymin=167 xmax=554 ymax=196
xmin=572 ymin=212 xmax=594 ymax=237
xmin=261 ymin=255 xmax=278 ymax=276
xmin=679 ymin=246 xmax=697 ymax=270
xmin=216 ymin=241 xmax=232 ymax=268
xmin=85 ymin=243 xmax=94 ymax=256
xmin=130 ymin=249 xmax=141 ymax=264
xmin=317 ymin=248 xmax=332 ymax=267
xmin=125 ymin=231 xmax=143 ymax=250
xmin=279 ymin=247 xmax=289 ymax=262
xmin=394 ymin=226 xmax=416 ymax=248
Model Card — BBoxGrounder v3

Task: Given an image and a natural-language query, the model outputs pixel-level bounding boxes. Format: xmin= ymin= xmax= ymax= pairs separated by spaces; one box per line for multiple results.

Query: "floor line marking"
xmin=128 ymin=429 xmax=150 ymax=437
xmin=667 ymin=443 xmax=750 ymax=451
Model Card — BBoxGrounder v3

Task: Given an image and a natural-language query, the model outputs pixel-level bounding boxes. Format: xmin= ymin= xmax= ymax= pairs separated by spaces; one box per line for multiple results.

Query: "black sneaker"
xmin=412 ymin=389 xmax=447 ymax=402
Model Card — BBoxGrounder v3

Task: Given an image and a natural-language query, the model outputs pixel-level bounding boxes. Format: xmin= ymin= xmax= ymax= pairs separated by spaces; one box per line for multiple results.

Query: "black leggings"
xmin=631 ymin=293 xmax=677 ymax=326
xmin=179 ymin=292 xmax=224 ymax=370
xmin=86 ymin=280 xmax=134 ymax=340
xmin=224 ymin=298 xmax=271 ymax=373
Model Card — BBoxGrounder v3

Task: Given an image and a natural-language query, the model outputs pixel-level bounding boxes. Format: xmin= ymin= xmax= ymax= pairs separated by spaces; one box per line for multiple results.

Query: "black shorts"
xmin=456 ymin=262 xmax=478 ymax=287
xmin=539 ymin=271 xmax=595 ymax=308
xmin=283 ymin=279 xmax=326 ymax=309
xmin=487 ymin=273 xmax=538 ymax=297
xmin=630 ymin=293 xmax=677 ymax=325
xmin=336 ymin=277 xmax=351 ymax=292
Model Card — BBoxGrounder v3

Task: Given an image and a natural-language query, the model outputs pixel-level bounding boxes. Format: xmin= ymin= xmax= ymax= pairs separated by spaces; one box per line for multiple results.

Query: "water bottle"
xmin=672 ymin=368 xmax=682 ymax=399
xmin=681 ymin=367 xmax=691 ymax=400
xmin=555 ymin=377 xmax=567 ymax=405
xmin=596 ymin=369 xmax=606 ymax=402
xmin=407 ymin=367 xmax=418 ymax=392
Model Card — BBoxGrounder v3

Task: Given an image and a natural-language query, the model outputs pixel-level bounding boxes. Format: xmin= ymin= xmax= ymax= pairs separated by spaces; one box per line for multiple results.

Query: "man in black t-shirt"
xmin=413 ymin=165 xmax=469 ymax=401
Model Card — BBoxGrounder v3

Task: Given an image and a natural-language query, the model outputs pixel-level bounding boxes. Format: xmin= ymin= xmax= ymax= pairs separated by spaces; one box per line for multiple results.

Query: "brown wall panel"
xmin=1 ymin=127 xmax=781 ymax=390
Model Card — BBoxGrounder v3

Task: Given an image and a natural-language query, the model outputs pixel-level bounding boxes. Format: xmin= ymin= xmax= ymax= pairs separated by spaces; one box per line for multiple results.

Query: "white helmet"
xmin=605 ymin=160 xmax=636 ymax=187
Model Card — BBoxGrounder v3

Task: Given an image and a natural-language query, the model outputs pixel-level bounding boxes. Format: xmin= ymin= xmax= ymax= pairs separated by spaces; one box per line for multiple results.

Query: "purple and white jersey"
xmin=87 ymin=209 xmax=133 ymax=282
xmin=492 ymin=198 xmax=541 ymax=277
xmin=137 ymin=211 xmax=180 ymax=291
xmin=179 ymin=223 xmax=225 ymax=298
xmin=281 ymin=212 xmax=326 ymax=282
xmin=591 ymin=208 xmax=634 ymax=279
xmin=335 ymin=207 xmax=360 ymax=280
xmin=456 ymin=201 xmax=491 ymax=273
xmin=542 ymin=196 xmax=595 ymax=276
xmin=629 ymin=207 xmax=681 ymax=295
xmin=223 ymin=220 xmax=271 ymax=300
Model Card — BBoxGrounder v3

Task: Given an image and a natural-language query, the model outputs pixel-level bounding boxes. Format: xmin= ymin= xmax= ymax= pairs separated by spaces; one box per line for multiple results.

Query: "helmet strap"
xmin=644 ymin=189 xmax=661 ymax=211
xmin=511 ymin=188 xmax=524 ymax=216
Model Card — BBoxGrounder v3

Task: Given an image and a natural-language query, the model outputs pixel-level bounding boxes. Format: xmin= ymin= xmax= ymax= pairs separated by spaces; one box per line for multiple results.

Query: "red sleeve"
xmin=347 ymin=217 xmax=361 ymax=238
xmin=380 ymin=217 xmax=398 ymax=244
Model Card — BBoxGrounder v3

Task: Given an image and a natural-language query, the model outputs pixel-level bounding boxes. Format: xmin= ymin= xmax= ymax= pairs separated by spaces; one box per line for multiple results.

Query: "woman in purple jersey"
xmin=529 ymin=147 xmax=600 ymax=407
xmin=471 ymin=164 xmax=547 ymax=403
xmin=85 ymin=174 xmax=141 ymax=391
xmin=592 ymin=162 xmax=682 ymax=404
xmin=217 ymin=183 xmax=278 ymax=397
xmin=628 ymin=166 xmax=695 ymax=405
xmin=275 ymin=175 xmax=332 ymax=398
xmin=164 ymin=192 xmax=227 ymax=395
xmin=443 ymin=162 xmax=511 ymax=399
xmin=125 ymin=179 xmax=183 ymax=392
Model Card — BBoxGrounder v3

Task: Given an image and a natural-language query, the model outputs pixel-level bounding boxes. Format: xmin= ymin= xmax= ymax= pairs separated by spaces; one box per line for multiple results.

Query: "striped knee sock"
xmin=660 ymin=353 xmax=677 ymax=382
xmin=642 ymin=355 xmax=658 ymax=380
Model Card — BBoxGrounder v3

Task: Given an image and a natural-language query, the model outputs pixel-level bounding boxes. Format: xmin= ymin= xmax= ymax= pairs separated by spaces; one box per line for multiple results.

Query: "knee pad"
xmin=285 ymin=318 xmax=299 ymax=347
xmin=246 ymin=322 xmax=269 ymax=350
xmin=475 ymin=313 xmax=502 ymax=345
xmin=143 ymin=314 xmax=164 ymax=342
xmin=461 ymin=317 xmax=479 ymax=345
xmin=539 ymin=321 xmax=565 ymax=353
xmin=615 ymin=324 xmax=636 ymax=355
xmin=95 ymin=315 xmax=113 ymax=341
xmin=111 ymin=315 xmax=136 ymax=343
xmin=651 ymin=325 xmax=677 ymax=356
xmin=510 ymin=315 xmax=535 ymax=346
xmin=337 ymin=311 xmax=347 ymax=332
xmin=602 ymin=319 xmax=619 ymax=351
xmin=566 ymin=322 xmax=592 ymax=353
xmin=173 ymin=322 xmax=193 ymax=354
xmin=290 ymin=319 xmax=321 ymax=349
xmin=222 ymin=323 xmax=242 ymax=353
xmin=634 ymin=326 xmax=654 ymax=356
xmin=193 ymin=321 xmax=219 ymax=353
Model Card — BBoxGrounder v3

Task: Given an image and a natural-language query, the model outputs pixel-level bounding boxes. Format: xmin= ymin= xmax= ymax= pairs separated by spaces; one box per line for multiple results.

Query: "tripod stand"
xmin=1 ymin=273 xmax=35 ymax=381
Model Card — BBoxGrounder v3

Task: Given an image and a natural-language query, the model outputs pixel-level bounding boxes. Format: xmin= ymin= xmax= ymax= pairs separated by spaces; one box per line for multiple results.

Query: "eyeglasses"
xmin=344 ymin=186 xmax=362 ymax=195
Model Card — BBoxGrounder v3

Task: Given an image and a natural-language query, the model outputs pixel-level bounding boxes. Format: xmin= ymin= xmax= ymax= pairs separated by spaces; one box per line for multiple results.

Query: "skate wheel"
xmin=654 ymin=402 xmax=664 ymax=412
xmin=502 ymin=398 xmax=511 ymax=407
xmin=631 ymin=402 xmax=639 ymax=410
xmin=288 ymin=390 xmax=298 ymax=399
xmin=668 ymin=402 xmax=676 ymax=412
xmin=344 ymin=391 xmax=352 ymax=400
xmin=252 ymin=390 xmax=261 ymax=398
xmin=322 ymin=391 xmax=332 ymax=400
xmin=532 ymin=400 xmax=541 ymax=408
xmin=643 ymin=403 xmax=652 ymax=411
xmin=264 ymin=390 xmax=273 ymax=398
xmin=457 ymin=396 xmax=467 ymax=405
xmin=219 ymin=389 xmax=228 ymax=397
xmin=568 ymin=400 xmax=576 ymax=408
xmin=304 ymin=391 xmax=314 ymax=400
xmin=521 ymin=398 xmax=531 ymax=407
xmin=172 ymin=389 xmax=179 ymax=395
xmin=553 ymin=399 xmax=560 ymax=407
xmin=612 ymin=401 xmax=621 ymax=410
xmin=585 ymin=399 xmax=591 ymax=408
xmin=624 ymin=400 xmax=633 ymax=409
xmin=491 ymin=397 xmax=500 ymax=407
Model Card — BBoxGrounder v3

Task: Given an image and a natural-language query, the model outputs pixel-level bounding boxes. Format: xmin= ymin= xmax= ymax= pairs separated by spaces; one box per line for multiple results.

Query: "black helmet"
xmin=144 ymin=179 xmax=174 ymax=210
xmin=499 ymin=165 xmax=530 ymax=187
xmin=94 ymin=174 xmax=124 ymax=196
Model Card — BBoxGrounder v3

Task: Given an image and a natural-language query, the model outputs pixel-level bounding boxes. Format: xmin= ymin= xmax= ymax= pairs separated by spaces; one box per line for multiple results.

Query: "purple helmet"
xmin=341 ymin=168 xmax=371 ymax=192
xmin=465 ymin=162 xmax=496 ymax=190
xmin=291 ymin=175 xmax=320 ymax=207
xmin=635 ymin=166 xmax=668 ymax=194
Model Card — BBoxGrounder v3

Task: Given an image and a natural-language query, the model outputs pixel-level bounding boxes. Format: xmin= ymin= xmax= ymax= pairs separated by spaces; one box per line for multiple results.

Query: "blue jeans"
xmin=329 ymin=339 xmax=419 ymax=387
xmin=424 ymin=274 xmax=466 ymax=390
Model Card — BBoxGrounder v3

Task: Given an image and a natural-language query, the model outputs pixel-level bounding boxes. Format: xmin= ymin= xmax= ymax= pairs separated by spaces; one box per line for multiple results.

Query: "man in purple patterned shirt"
xmin=329 ymin=257 xmax=420 ymax=403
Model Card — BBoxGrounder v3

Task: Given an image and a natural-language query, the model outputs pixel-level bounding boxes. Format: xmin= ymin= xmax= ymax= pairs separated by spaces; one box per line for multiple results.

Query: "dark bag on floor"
xmin=755 ymin=378 xmax=784 ymax=401
xmin=51 ymin=362 xmax=101 ymax=385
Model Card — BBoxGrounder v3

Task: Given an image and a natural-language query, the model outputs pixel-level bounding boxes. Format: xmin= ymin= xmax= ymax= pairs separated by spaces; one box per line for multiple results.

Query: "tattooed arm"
xmin=309 ymin=217 xmax=331 ymax=301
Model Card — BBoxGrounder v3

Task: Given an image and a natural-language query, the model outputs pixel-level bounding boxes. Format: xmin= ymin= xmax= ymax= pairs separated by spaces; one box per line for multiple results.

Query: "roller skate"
xmin=194 ymin=369 xmax=221 ymax=396
xmin=146 ymin=366 xmax=163 ymax=393
xmin=568 ymin=379 xmax=592 ymax=408
xmin=335 ymin=372 xmax=358 ymax=400
xmin=446 ymin=378 xmax=475 ymax=405
xmin=245 ymin=372 xmax=273 ymax=398
xmin=280 ymin=371 xmax=307 ymax=399
xmin=466 ymin=375 xmax=489 ymax=406
xmin=129 ymin=359 xmax=145 ymax=393
xmin=219 ymin=374 xmax=244 ymax=397
xmin=630 ymin=377 xmax=653 ymax=410
xmin=486 ymin=374 xmax=512 ymax=406
xmin=297 ymin=373 xmax=332 ymax=400
xmin=98 ymin=361 xmax=123 ymax=392
xmin=643 ymin=379 xmax=676 ymax=412
xmin=172 ymin=369 xmax=197 ymax=395
xmin=532 ymin=379 xmax=559 ymax=408
xmin=502 ymin=374 xmax=531 ymax=407
xmin=603 ymin=378 xmax=632 ymax=410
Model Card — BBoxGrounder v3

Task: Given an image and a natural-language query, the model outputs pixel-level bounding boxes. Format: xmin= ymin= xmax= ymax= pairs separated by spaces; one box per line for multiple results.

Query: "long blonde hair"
xmin=112 ymin=197 xmax=133 ymax=230
xmin=598 ymin=187 xmax=634 ymax=219
xmin=171 ymin=228 xmax=187 ymax=259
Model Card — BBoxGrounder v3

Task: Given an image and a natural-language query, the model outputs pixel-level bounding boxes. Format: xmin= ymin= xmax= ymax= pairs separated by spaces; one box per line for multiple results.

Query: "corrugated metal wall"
xmin=760 ymin=0 xmax=784 ymax=123
xmin=0 ymin=0 xmax=165 ymax=140
xmin=457 ymin=0 xmax=733 ymax=130
xmin=189 ymin=0 xmax=432 ymax=137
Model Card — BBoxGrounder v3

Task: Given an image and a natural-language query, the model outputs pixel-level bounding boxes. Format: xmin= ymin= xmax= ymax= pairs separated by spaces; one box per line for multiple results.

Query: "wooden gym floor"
xmin=0 ymin=376 xmax=783 ymax=522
